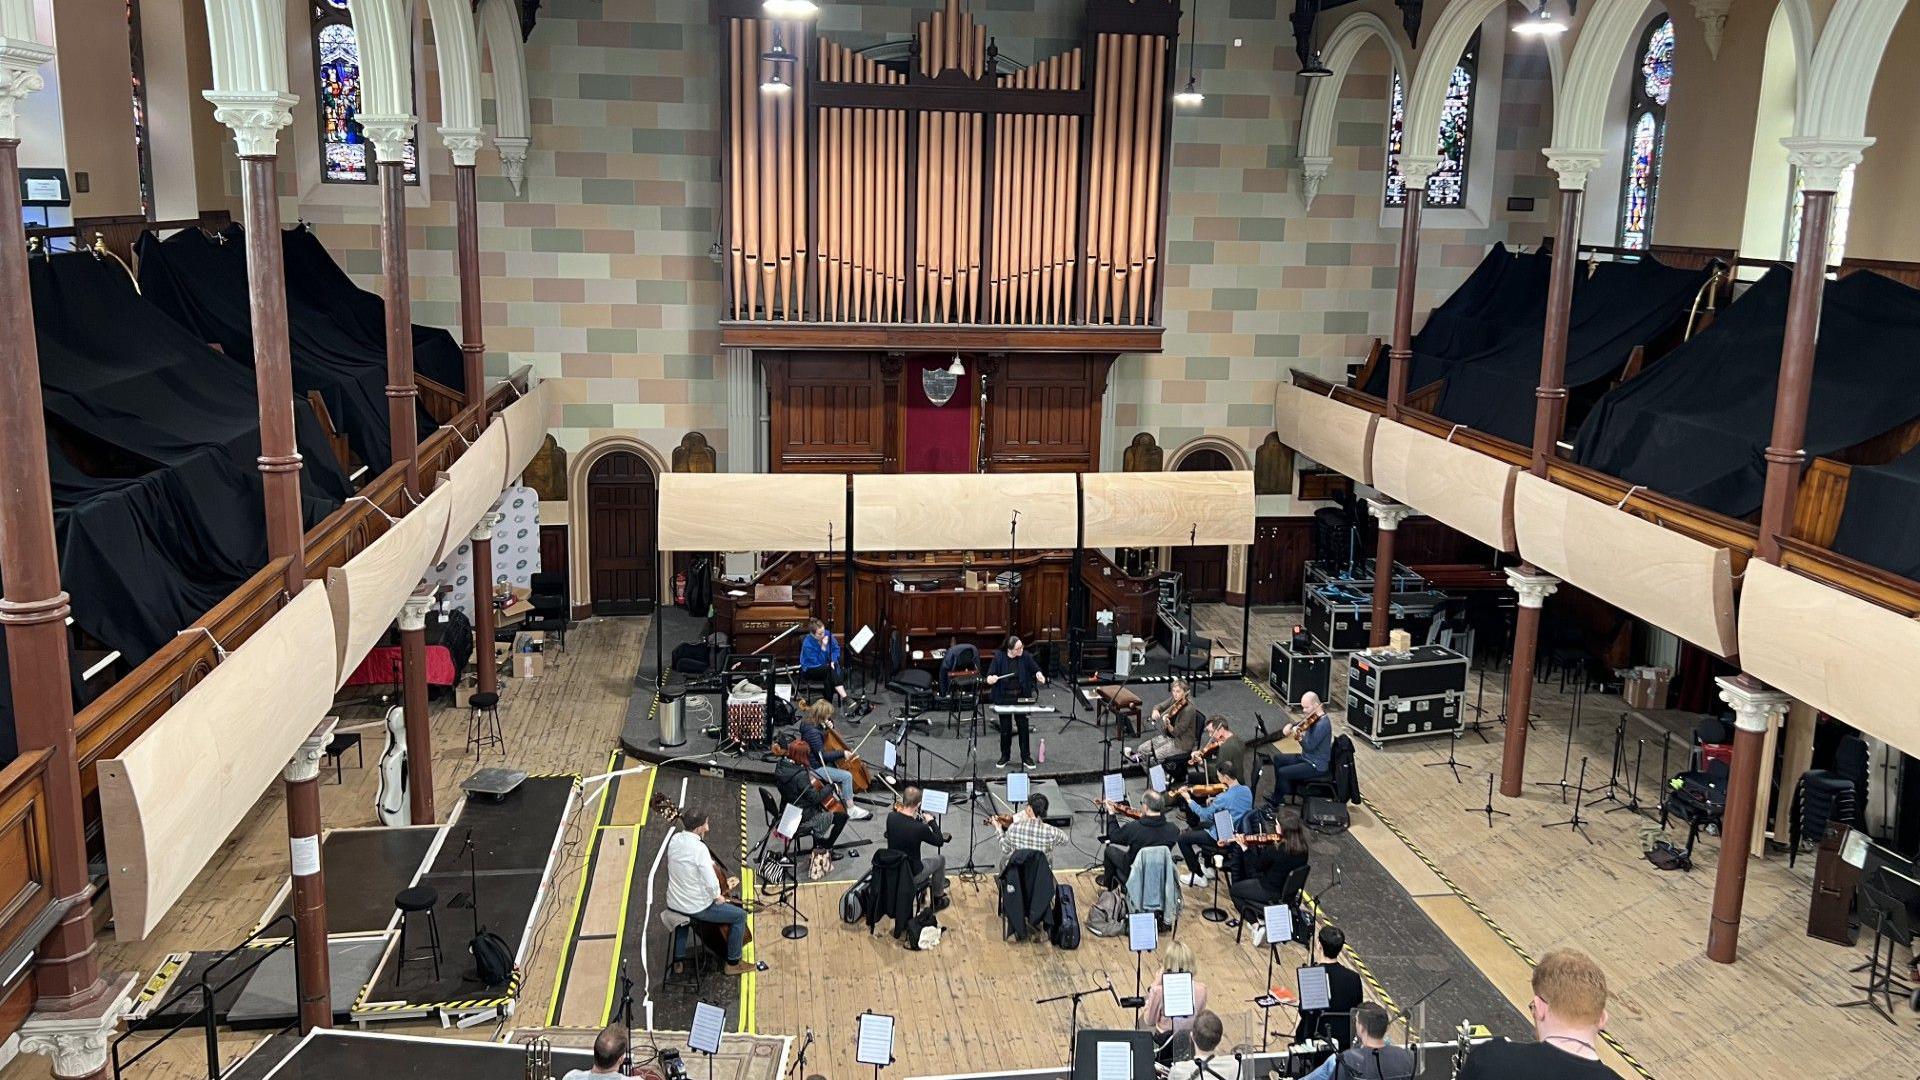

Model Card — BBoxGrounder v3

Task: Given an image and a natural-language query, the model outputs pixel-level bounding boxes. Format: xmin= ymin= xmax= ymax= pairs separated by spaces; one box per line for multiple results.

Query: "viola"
xmin=1284 ymin=710 xmax=1324 ymax=741
xmin=1097 ymin=798 xmax=1145 ymax=819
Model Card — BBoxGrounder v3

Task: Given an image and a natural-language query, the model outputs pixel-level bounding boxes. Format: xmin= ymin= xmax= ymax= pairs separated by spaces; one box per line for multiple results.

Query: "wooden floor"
xmin=19 ymin=609 xmax=1920 ymax=1079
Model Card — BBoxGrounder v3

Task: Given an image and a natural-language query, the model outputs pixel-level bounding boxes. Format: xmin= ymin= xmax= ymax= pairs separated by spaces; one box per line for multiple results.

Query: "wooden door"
xmin=588 ymin=452 xmax=657 ymax=615
xmin=1251 ymin=517 xmax=1313 ymax=604
xmin=1169 ymin=448 xmax=1231 ymax=602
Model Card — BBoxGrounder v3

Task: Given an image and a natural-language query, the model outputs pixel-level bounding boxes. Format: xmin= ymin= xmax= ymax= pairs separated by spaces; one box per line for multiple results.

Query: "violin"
xmin=1097 ymin=798 xmax=1145 ymax=819
xmin=988 ymin=813 xmax=1015 ymax=829
xmin=1283 ymin=709 xmax=1324 ymax=741
xmin=1169 ymin=782 xmax=1226 ymax=803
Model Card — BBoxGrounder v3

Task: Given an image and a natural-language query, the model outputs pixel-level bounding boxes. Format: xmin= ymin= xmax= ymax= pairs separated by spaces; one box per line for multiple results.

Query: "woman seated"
xmin=1140 ymin=940 xmax=1210 ymax=1063
xmin=1227 ymin=810 xmax=1310 ymax=946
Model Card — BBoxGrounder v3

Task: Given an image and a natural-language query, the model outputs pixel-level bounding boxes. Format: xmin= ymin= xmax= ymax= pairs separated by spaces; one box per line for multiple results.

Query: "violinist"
xmin=1188 ymin=715 xmax=1248 ymax=786
xmin=1099 ymin=789 xmax=1181 ymax=887
xmin=665 ymin=808 xmax=760 ymax=976
xmin=774 ymin=740 xmax=849 ymax=853
xmin=1225 ymin=809 xmax=1310 ymax=943
xmin=884 ymin=787 xmax=951 ymax=909
xmin=1175 ymin=773 xmax=1251 ymax=886
xmin=1263 ymin=691 xmax=1334 ymax=811
xmin=798 ymin=699 xmax=871 ymax=820
xmin=1127 ymin=678 xmax=1201 ymax=784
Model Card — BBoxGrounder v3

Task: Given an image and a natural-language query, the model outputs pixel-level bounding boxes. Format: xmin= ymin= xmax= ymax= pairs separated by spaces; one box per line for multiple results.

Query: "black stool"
xmin=467 ymin=691 xmax=505 ymax=756
xmin=395 ymin=886 xmax=443 ymax=980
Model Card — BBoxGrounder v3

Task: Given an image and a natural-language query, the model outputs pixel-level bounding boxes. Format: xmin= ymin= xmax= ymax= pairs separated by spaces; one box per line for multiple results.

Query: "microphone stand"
xmin=1036 ymin=979 xmax=1125 ymax=1072
xmin=618 ymin=959 xmax=637 ymax=1073
xmin=1392 ymin=976 xmax=1452 ymax=1057
xmin=786 ymin=1029 xmax=814 ymax=1080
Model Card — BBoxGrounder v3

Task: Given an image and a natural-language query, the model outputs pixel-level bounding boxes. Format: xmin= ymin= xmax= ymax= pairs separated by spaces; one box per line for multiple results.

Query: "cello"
xmin=375 ymin=705 xmax=408 ymax=827
xmin=648 ymin=794 xmax=753 ymax=945
xmin=822 ymin=718 xmax=872 ymax=792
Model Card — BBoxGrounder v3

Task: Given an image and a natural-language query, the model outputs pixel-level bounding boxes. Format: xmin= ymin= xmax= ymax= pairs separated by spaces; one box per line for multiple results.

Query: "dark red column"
xmin=470 ymin=515 xmax=500 ymax=699
xmin=1371 ymin=182 xmax=1425 ymax=637
xmin=454 ymin=163 xmax=486 ymax=419
xmin=381 ymin=161 xmax=420 ymax=498
xmin=240 ymin=157 xmax=306 ymax=598
xmin=1755 ymin=190 xmax=1833 ymax=563
xmin=399 ymin=592 xmax=436 ymax=824
xmin=284 ymin=723 xmax=336 ymax=1030
xmin=1706 ymin=677 xmax=1787 ymax=963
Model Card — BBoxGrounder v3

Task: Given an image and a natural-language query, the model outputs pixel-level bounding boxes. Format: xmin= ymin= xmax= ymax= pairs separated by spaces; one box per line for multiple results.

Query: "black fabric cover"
xmin=1361 ymin=243 xmax=1554 ymax=396
xmin=1831 ymin=445 xmax=1920 ymax=580
xmin=280 ymin=225 xmax=466 ymax=392
xmin=135 ymin=225 xmax=436 ymax=472
xmin=1573 ymin=268 xmax=1920 ymax=518
xmin=1431 ymin=257 xmax=1710 ymax=443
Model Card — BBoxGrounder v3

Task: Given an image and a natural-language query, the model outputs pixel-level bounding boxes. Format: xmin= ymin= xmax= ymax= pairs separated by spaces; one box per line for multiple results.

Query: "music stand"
xmin=856 ymin=1011 xmax=896 ymax=1080
xmin=689 ymin=1002 xmax=725 ymax=1080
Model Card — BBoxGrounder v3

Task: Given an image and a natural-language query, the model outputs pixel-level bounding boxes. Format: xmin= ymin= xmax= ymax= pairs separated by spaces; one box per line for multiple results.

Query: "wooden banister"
xmin=1790 ymin=458 xmax=1852 ymax=549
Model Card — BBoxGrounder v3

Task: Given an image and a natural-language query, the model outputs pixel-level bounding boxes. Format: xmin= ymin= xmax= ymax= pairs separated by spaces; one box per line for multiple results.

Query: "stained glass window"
xmin=1617 ymin=16 xmax=1673 ymax=249
xmin=1386 ymin=33 xmax=1477 ymax=209
xmin=129 ymin=0 xmax=154 ymax=218
xmin=313 ymin=0 xmax=418 ymax=185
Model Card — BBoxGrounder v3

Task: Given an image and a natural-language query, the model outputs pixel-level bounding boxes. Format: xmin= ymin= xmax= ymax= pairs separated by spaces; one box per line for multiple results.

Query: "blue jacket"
xmin=1299 ymin=718 xmax=1333 ymax=772
xmin=1187 ymin=784 xmax=1253 ymax=831
xmin=800 ymin=631 xmax=840 ymax=672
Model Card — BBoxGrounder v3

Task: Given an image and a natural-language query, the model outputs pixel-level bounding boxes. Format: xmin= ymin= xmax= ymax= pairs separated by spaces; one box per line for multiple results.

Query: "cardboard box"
xmin=1209 ymin=643 xmax=1243 ymax=676
xmin=511 ymin=630 xmax=546 ymax=680
xmin=1621 ymin=666 xmax=1671 ymax=710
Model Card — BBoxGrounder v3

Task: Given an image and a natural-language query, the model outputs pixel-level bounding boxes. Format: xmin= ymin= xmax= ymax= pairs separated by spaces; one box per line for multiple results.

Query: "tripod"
xmin=1589 ymin=714 xmax=1631 ymax=810
xmin=1466 ymin=772 xmax=1509 ymax=828
xmin=1542 ymin=757 xmax=1595 ymax=843
xmin=1606 ymin=737 xmax=1652 ymax=818
xmin=1423 ymin=729 xmax=1469 ymax=783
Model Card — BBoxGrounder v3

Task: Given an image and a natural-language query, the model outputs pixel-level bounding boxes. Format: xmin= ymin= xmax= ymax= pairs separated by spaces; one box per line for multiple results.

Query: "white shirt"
xmin=666 ymin=830 xmax=722 ymax=914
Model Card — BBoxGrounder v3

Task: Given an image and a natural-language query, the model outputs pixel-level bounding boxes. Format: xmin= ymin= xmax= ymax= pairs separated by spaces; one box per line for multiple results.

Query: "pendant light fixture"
xmin=761 ymin=25 xmax=794 ymax=95
xmin=1174 ymin=0 xmax=1204 ymax=107
xmin=1513 ymin=0 xmax=1570 ymax=36
xmin=947 ymin=352 xmax=966 ymax=376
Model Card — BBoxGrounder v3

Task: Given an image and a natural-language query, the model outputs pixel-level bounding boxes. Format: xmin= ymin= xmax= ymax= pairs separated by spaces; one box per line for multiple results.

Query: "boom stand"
xmin=1423 ymin=729 xmax=1469 ymax=783
xmin=1542 ymin=757 xmax=1594 ymax=844
xmin=1606 ymin=738 xmax=1651 ymax=818
xmin=1590 ymin=715 xmax=1630 ymax=810
xmin=1535 ymin=684 xmax=1592 ymax=803
xmin=1461 ymin=668 xmax=1492 ymax=742
xmin=786 ymin=1030 xmax=814 ymax=1080
xmin=1466 ymin=773 xmax=1509 ymax=828
xmin=1036 ymin=981 xmax=1120 ymax=1072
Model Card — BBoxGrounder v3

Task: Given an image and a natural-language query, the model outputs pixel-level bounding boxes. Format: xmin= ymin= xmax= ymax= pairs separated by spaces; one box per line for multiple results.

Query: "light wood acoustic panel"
xmin=1369 ymin=420 xmax=1519 ymax=552
xmin=502 ymin=380 xmax=553 ymax=487
xmin=324 ymin=484 xmax=456 ymax=686
xmin=852 ymin=473 xmax=1077 ymax=552
xmin=1274 ymin=382 xmax=1375 ymax=486
xmin=657 ymin=473 xmax=847 ymax=552
xmin=434 ymin=417 xmax=509 ymax=562
xmin=98 ymin=584 xmax=339 ymax=940
xmin=1739 ymin=561 xmax=1920 ymax=756
xmin=1081 ymin=471 xmax=1255 ymax=549
xmin=1513 ymin=473 xmax=1737 ymax=656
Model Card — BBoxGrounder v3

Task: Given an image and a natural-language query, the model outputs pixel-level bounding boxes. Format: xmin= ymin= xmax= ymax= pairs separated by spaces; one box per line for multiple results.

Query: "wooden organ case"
xmin=719 ymin=0 xmax=1180 ymax=349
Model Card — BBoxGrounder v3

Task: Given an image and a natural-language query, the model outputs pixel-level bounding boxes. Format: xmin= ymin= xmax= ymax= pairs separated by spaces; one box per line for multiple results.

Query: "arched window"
xmin=129 ymin=0 xmax=154 ymax=218
xmin=1617 ymin=15 xmax=1673 ymax=249
xmin=313 ymin=0 xmax=417 ymax=185
xmin=1386 ymin=32 xmax=1478 ymax=208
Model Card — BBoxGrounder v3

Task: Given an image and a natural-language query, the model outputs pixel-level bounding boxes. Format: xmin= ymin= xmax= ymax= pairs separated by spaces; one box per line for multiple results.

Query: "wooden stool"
xmin=467 ymin=691 xmax=505 ymax=756
xmin=395 ymin=885 xmax=443 ymax=980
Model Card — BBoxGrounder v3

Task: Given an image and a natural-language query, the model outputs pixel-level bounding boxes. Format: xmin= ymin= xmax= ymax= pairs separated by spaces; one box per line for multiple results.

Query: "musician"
xmin=558 ymin=1023 xmax=631 ymax=1079
xmin=884 ymin=786 xmax=952 ymax=909
xmin=995 ymin=792 xmax=1066 ymax=872
xmin=1264 ymin=691 xmax=1334 ymax=810
xmin=1166 ymin=1010 xmax=1229 ymax=1080
xmin=1128 ymin=678 xmax=1202 ymax=783
xmin=1295 ymin=926 xmax=1364 ymax=1048
xmin=1099 ymin=789 xmax=1182 ymax=888
xmin=1300 ymin=1003 xmax=1415 ymax=1080
xmin=774 ymin=740 xmax=849 ymax=853
xmin=1175 ymin=773 xmax=1253 ymax=886
xmin=799 ymin=618 xmax=850 ymax=704
xmin=985 ymin=635 xmax=1047 ymax=769
xmin=665 ymin=809 xmax=758 ymax=976
xmin=1455 ymin=948 xmax=1620 ymax=1079
xmin=1226 ymin=810 xmax=1310 ymax=945
xmin=1189 ymin=715 xmax=1249 ymax=785
xmin=798 ymin=700 xmax=871 ymax=820
xmin=1142 ymin=941 xmax=1211 ymax=1050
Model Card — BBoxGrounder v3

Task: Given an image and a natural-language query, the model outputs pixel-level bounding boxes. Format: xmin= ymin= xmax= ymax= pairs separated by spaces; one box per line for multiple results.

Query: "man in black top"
xmin=1295 ymin=926 xmax=1365 ymax=1048
xmin=773 ymin=739 xmax=849 ymax=852
xmin=1456 ymin=948 xmax=1620 ymax=1079
xmin=985 ymin=635 xmax=1048 ymax=769
xmin=883 ymin=786 xmax=950 ymax=907
xmin=1099 ymin=790 xmax=1183 ymax=887
xmin=1300 ymin=1003 xmax=1414 ymax=1080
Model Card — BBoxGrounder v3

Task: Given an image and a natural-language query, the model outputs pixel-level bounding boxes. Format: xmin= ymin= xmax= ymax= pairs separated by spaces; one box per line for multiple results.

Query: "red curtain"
xmin=901 ymin=358 xmax=974 ymax=472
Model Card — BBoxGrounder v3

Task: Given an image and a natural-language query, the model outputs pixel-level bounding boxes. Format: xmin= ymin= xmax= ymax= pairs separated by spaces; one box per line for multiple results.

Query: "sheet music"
xmin=850 ymin=625 xmax=875 ymax=653
xmin=1842 ymin=829 xmax=1869 ymax=869
xmin=1148 ymin=765 xmax=1168 ymax=792
xmin=1213 ymin=809 xmax=1235 ymax=842
xmin=856 ymin=1013 xmax=895 ymax=1066
xmin=1007 ymin=773 xmax=1031 ymax=804
xmin=1162 ymin=971 xmax=1195 ymax=1018
xmin=1297 ymin=965 xmax=1331 ymax=1011
xmin=1103 ymin=773 xmax=1127 ymax=804
xmin=884 ymin=741 xmax=899 ymax=770
xmin=689 ymin=1002 xmax=725 ymax=1054
xmin=1128 ymin=911 xmax=1158 ymax=952
xmin=1263 ymin=904 xmax=1293 ymax=943
xmin=1095 ymin=1040 xmax=1132 ymax=1080
xmin=775 ymin=804 xmax=803 ymax=841
xmin=922 ymin=788 xmax=950 ymax=815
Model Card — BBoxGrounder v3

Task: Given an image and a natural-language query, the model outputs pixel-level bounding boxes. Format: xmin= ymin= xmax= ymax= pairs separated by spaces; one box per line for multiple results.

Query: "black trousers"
xmin=1230 ymin=877 xmax=1284 ymax=922
xmin=998 ymin=710 xmax=1032 ymax=761
xmin=802 ymin=664 xmax=844 ymax=699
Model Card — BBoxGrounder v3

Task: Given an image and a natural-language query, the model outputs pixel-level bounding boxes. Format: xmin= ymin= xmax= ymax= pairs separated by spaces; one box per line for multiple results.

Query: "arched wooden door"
xmin=1169 ymin=448 xmax=1231 ymax=602
xmin=587 ymin=452 xmax=657 ymax=615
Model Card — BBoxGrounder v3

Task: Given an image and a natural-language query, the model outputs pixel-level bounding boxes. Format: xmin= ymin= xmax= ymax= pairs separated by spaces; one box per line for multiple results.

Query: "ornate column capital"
xmin=1366 ymin=498 xmax=1414 ymax=532
xmin=1781 ymin=136 xmax=1872 ymax=193
xmin=284 ymin=718 xmax=339 ymax=784
xmin=495 ymin=135 xmax=531 ymax=195
xmin=356 ymin=113 xmax=417 ymax=166
xmin=470 ymin=511 xmax=503 ymax=544
xmin=439 ymin=125 xmax=485 ymax=168
xmin=203 ymin=91 xmax=296 ymax=158
xmin=1299 ymin=154 xmax=1332 ymax=212
xmin=398 ymin=589 xmax=434 ymax=633
xmin=1542 ymin=147 xmax=1605 ymax=193
xmin=18 ymin=980 xmax=134 ymax=1079
xmin=1691 ymin=0 xmax=1732 ymax=59
xmin=1505 ymin=568 xmax=1560 ymax=609
xmin=1398 ymin=154 xmax=1443 ymax=191
xmin=1715 ymin=676 xmax=1790 ymax=734
xmin=0 ymin=36 xmax=54 ymax=143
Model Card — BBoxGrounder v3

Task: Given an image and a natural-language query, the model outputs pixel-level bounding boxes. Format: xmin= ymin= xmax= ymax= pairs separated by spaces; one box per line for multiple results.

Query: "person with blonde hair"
xmin=797 ymin=698 xmax=869 ymax=819
xmin=1141 ymin=939 xmax=1211 ymax=1058
xmin=1456 ymin=948 xmax=1620 ymax=1078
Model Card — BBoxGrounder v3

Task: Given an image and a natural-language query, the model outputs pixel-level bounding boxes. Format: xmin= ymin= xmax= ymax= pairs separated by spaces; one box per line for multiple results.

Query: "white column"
xmin=1505 ymin=567 xmax=1560 ymax=610
xmin=1365 ymin=498 xmax=1413 ymax=533
xmin=1716 ymin=677 xmax=1791 ymax=857
xmin=725 ymin=347 xmax=758 ymax=473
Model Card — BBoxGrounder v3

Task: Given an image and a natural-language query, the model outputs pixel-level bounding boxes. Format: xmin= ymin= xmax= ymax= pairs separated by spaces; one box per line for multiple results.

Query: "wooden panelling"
xmin=1838 ymin=256 xmax=1920 ymax=289
xmin=658 ymin=473 xmax=848 ymax=551
xmin=1081 ymin=471 xmax=1256 ymax=548
xmin=719 ymin=323 xmax=1164 ymax=352
xmin=540 ymin=525 xmax=569 ymax=592
xmin=1369 ymin=420 xmax=1519 ymax=552
xmin=1275 ymin=382 xmax=1375 ymax=486
xmin=818 ymin=551 xmax=1070 ymax=647
xmin=982 ymin=357 xmax=1109 ymax=471
xmin=1791 ymin=458 xmax=1852 ymax=548
xmin=767 ymin=353 xmax=888 ymax=472
xmin=1079 ymin=549 xmax=1157 ymax=637
xmin=1251 ymin=517 xmax=1315 ymax=604
xmin=853 ymin=473 xmax=1077 ymax=551
xmin=587 ymin=452 xmax=658 ymax=615
xmin=0 ymin=752 xmax=52 ymax=969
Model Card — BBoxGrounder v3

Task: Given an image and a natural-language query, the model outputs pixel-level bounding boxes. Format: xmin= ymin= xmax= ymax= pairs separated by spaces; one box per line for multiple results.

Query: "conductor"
xmin=985 ymin=635 xmax=1047 ymax=770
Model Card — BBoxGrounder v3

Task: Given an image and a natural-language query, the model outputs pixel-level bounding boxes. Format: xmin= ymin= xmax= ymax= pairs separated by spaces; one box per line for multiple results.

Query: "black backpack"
xmin=470 ymin=929 xmax=513 ymax=987
xmin=1050 ymin=883 xmax=1081 ymax=950
xmin=1327 ymin=736 xmax=1362 ymax=803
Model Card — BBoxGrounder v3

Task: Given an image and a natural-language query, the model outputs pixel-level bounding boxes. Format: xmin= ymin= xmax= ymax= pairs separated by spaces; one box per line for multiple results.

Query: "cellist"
xmin=774 ymin=739 xmax=849 ymax=853
xmin=664 ymin=808 xmax=761 ymax=976
xmin=798 ymin=699 xmax=872 ymax=820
